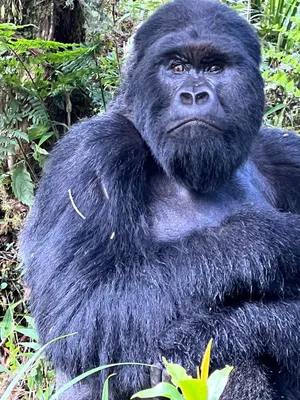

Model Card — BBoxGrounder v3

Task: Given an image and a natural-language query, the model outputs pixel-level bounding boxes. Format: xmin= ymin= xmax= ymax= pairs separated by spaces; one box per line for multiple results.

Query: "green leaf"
xmin=207 ymin=366 xmax=233 ymax=400
xmin=264 ymin=104 xmax=285 ymax=117
xmin=0 ymin=307 xmax=14 ymax=340
xmin=11 ymin=129 xmax=29 ymax=142
xmin=163 ymin=357 xmax=192 ymax=388
xmin=131 ymin=382 xmax=183 ymax=400
xmin=28 ymin=124 xmax=50 ymax=140
xmin=201 ymin=339 xmax=213 ymax=382
xmin=15 ymin=326 xmax=39 ymax=341
xmin=38 ymin=132 xmax=54 ymax=147
xmin=101 ymin=373 xmax=116 ymax=400
xmin=180 ymin=379 xmax=208 ymax=400
xmin=11 ymin=163 xmax=34 ymax=206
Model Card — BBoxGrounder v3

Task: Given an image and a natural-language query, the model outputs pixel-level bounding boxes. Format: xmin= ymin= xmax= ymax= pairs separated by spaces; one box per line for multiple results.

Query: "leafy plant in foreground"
xmin=132 ymin=340 xmax=233 ymax=400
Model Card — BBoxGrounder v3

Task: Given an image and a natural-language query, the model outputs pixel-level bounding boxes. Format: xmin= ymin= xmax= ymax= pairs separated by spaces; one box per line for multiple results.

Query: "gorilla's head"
xmin=119 ymin=0 xmax=265 ymax=193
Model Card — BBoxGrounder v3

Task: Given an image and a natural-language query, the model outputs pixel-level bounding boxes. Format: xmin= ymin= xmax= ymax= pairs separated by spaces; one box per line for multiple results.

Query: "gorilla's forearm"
xmin=156 ymin=210 xmax=300 ymax=307
xmin=159 ymin=300 xmax=300 ymax=373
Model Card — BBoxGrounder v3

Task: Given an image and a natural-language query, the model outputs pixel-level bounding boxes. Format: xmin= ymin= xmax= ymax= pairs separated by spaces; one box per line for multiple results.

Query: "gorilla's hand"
xmin=150 ymin=362 xmax=171 ymax=388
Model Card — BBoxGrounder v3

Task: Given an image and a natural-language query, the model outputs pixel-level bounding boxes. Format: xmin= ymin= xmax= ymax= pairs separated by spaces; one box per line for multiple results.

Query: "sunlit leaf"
xmin=163 ymin=357 xmax=192 ymax=388
xmin=207 ymin=366 xmax=233 ymax=400
xmin=180 ymin=379 xmax=208 ymax=400
xmin=131 ymin=382 xmax=183 ymax=400
xmin=201 ymin=339 xmax=213 ymax=382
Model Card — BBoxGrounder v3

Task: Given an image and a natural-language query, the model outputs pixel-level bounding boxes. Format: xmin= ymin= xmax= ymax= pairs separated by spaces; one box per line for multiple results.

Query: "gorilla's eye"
xmin=206 ymin=64 xmax=223 ymax=73
xmin=172 ymin=64 xmax=186 ymax=73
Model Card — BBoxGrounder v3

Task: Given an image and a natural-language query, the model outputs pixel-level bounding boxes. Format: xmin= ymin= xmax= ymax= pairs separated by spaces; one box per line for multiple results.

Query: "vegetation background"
xmin=0 ymin=0 xmax=299 ymax=398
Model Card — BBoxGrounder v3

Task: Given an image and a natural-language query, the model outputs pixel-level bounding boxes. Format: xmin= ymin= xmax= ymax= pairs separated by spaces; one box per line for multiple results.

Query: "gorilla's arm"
xmin=158 ymin=299 xmax=300 ymax=373
xmin=252 ymin=127 xmax=300 ymax=214
xmin=21 ymin=113 xmax=158 ymax=395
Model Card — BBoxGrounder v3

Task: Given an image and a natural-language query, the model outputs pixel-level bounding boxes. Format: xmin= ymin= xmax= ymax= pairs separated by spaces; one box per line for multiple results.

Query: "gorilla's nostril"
xmin=195 ymin=92 xmax=209 ymax=105
xmin=180 ymin=92 xmax=193 ymax=105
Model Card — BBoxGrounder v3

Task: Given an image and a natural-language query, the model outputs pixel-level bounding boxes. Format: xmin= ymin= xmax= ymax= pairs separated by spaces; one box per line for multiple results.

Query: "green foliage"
xmin=222 ymin=1 xmax=300 ymax=130
xmin=0 ymin=299 xmax=55 ymax=400
xmin=0 ymin=23 xmax=116 ymax=205
xmin=102 ymin=374 xmax=117 ymax=400
xmin=132 ymin=342 xmax=233 ymax=400
xmin=261 ymin=15 xmax=300 ymax=130
xmin=11 ymin=162 xmax=34 ymax=206
xmin=251 ymin=0 xmax=300 ymax=50
xmin=1 ymin=328 xmax=75 ymax=400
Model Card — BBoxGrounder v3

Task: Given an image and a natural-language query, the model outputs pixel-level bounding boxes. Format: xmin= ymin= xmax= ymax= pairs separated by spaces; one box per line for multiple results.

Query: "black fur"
xmin=21 ymin=1 xmax=300 ymax=399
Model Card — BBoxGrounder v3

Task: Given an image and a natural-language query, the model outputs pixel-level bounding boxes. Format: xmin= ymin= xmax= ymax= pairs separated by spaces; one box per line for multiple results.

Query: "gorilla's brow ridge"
xmin=160 ymin=44 xmax=233 ymax=67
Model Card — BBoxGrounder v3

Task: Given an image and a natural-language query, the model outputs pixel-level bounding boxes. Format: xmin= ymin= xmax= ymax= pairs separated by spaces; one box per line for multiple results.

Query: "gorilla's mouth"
xmin=167 ymin=118 xmax=222 ymax=134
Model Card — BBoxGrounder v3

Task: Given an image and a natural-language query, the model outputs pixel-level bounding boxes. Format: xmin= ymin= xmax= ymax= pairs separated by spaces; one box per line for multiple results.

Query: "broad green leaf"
xmin=12 ymin=162 xmax=34 ymax=206
xmin=207 ymin=366 xmax=233 ymax=400
xmin=201 ymin=339 xmax=213 ymax=382
xmin=15 ymin=326 xmax=39 ymax=341
xmin=28 ymin=124 xmax=50 ymax=140
xmin=163 ymin=357 xmax=192 ymax=388
xmin=131 ymin=382 xmax=183 ymax=400
xmin=101 ymin=373 xmax=116 ymax=400
xmin=180 ymin=379 xmax=208 ymax=400
xmin=38 ymin=132 xmax=54 ymax=146
xmin=0 ymin=307 xmax=14 ymax=340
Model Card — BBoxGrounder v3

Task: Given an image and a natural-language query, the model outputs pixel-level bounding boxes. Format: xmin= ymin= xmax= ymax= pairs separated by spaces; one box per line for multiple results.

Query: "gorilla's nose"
xmin=179 ymin=89 xmax=210 ymax=106
xmin=175 ymin=85 xmax=218 ymax=116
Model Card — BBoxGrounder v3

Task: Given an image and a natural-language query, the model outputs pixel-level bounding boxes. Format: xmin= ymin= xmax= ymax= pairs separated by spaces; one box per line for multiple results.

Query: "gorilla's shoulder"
xmin=251 ymin=126 xmax=300 ymax=213
xmin=47 ymin=112 xmax=148 ymax=168
xmin=57 ymin=112 xmax=142 ymax=147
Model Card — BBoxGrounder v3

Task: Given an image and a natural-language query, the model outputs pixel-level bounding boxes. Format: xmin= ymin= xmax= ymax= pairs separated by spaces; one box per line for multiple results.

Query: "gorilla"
xmin=20 ymin=0 xmax=300 ymax=399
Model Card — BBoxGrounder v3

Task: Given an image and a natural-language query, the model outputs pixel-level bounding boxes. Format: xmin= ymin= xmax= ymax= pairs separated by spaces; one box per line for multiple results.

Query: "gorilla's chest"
xmin=150 ymin=163 xmax=274 ymax=241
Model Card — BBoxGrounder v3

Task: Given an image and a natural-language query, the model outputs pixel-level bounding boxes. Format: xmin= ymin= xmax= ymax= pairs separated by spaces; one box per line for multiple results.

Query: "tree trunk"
xmin=0 ymin=0 xmax=85 ymax=42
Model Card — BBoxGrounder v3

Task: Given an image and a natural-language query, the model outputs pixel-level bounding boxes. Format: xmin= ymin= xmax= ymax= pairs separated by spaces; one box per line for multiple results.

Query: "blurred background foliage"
xmin=0 ymin=0 xmax=299 ymax=398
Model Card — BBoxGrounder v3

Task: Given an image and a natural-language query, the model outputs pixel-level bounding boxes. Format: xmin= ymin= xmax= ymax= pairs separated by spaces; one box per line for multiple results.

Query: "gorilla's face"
xmin=125 ymin=1 xmax=265 ymax=193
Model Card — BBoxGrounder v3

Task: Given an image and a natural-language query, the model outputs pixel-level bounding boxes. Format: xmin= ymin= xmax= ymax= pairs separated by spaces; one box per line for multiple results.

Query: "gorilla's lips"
xmin=167 ymin=118 xmax=222 ymax=134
